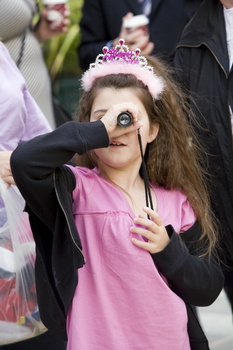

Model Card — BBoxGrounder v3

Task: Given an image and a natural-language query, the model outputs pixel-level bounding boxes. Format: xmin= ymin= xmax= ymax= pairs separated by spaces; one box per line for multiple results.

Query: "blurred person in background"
xmin=0 ymin=0 xmax=70 ymax=129
xmin=174 ymin=0 xmax=233 ymax=313
xmin=0 ymin=41 xmax=67 ymax=350
xmin=78 ymin=0 xmax=203 ymax=71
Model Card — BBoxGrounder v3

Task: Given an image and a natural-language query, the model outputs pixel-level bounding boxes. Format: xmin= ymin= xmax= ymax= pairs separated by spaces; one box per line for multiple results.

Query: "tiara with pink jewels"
xmin=81 ymin=38 xmax=165 ymax=99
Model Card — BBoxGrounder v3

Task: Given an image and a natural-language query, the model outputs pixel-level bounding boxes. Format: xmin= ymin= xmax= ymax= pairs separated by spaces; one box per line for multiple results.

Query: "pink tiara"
xmin=81 ymin=38 xmax=165 ymax=99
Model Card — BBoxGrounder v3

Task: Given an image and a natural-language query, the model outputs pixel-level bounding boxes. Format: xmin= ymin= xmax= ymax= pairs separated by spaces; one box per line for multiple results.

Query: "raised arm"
xmin=10 ymin=121 xmax=109 ymax=230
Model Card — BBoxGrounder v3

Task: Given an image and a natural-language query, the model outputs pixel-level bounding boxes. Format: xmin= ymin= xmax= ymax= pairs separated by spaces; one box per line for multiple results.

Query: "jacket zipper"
xmin=53 ymin=171 xmax=86 ymax=264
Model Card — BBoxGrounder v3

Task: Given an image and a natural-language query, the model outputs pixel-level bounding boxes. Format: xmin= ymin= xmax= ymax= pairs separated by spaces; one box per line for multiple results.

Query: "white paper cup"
xmin=123 ymin=14 xmax=149 ymax=36
xmin=43 ymin=0 xmax=67 ymax=30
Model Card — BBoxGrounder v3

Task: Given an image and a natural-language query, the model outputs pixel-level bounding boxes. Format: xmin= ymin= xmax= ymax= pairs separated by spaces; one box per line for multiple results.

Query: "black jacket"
xmin=174 ymin=0 xmax=233 ymax=285
xmin=78 ymin=0 xmax=203 ymax=70
xmin=11 ymin=121 xmax=224 ymax=349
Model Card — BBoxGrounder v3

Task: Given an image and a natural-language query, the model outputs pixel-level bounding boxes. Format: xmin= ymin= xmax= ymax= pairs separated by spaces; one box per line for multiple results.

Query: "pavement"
xmin=197 ymin=290 xmax=233 ymax=349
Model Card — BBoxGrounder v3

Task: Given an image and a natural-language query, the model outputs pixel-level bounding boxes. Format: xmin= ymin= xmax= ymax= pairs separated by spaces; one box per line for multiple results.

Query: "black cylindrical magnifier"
xmin=117 ymin=112 xmax=133 ymax=127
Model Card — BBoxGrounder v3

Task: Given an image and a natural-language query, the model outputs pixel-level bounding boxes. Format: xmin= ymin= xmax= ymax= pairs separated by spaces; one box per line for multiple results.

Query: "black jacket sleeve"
xmin=151 ymin=222 xmax=224 ymax=307
xmin=10 ymin=120 xmax=109 ymax=231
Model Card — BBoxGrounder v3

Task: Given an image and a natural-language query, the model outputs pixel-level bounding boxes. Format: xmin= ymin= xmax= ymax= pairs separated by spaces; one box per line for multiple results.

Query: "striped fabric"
xmin=0 ymin=0 xmax=55 ymax=129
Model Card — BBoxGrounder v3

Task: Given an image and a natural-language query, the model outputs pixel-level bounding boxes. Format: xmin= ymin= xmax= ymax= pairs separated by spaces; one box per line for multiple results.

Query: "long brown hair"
xmin=74 ymin=55 xmax=218 ymax=258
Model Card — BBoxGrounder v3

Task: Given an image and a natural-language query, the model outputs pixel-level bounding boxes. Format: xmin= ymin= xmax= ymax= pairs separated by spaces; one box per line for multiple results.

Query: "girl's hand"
xmin=0 ymin=151 xmax=15 ymax=187
xmin=130 ymin=207 xmax=170 ymax=254
xmin=34 ymin=6 xmax=70 ymax=42
xmin=100 ymin=102 xmax=143 ymax=139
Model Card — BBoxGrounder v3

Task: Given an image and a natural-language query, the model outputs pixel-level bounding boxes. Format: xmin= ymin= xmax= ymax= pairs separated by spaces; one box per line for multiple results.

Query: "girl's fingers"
xmin=131 ymin=223 xmax=170 ymax=254
xmin=101 ymin=102 xmax=143 ymax=137
xmin=103 ymin=102 xmax=138 ymax=124
xmin=133 ymin=208 xmax=163 ymax=232
xmin=142 ymin=207 xmax=164 ymax=226
xmin=132 ymin=217 xmax=157 ymax=234
xmin=130 ymin=225 xmax=154 ymax=240
xmin=131 ymin=238 xmax=150 ymax=250
xmin=122 ymin=120 xmax=143 ymax=131
xmin=130 ymin=209 xmax=170 ymax=254
xmin=107 ymin=121 xmax=143 ymax=141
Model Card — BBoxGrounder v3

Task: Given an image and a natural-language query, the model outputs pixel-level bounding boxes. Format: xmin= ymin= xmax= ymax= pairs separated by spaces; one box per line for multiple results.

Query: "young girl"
xmin=10 ymin=39 xmax=224 ymax=350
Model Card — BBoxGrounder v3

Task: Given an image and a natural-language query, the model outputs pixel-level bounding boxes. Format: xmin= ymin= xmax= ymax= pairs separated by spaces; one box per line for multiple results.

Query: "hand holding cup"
xmin=43 ymin=0 xmax=69 ymax=31
xmin=114 ymin=13 xmax=154 ymax=55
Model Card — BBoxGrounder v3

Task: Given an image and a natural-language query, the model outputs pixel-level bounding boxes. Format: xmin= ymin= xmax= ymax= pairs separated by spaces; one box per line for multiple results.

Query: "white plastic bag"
xmin=0 ymin=178 xmax=47 ymax=345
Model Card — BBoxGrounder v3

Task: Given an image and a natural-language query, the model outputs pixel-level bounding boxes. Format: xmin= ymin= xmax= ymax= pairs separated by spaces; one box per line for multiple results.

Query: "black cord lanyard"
xmin=137 ymin=129 xmax=154 ymax=218
xmin=16 ymin=1 xmax=41 ymax=69
xmin=16 ymin=34 xmax=26 ymax=69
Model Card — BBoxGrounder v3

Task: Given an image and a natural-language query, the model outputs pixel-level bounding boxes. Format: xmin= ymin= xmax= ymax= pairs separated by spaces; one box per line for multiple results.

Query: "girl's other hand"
xmin=100 ymin=102 xmax=143 ymax=139
xmin=130 ymin=207 xmax=170 ymax=254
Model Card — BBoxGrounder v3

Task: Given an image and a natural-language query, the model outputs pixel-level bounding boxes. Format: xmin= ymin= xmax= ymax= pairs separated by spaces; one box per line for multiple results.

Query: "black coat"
xmin=78 ymin=0 xmax=203 ymax=70
xmin=10 ymin=121 xmax=224 ymax=349
xmin=174 ymin=0 xmax=233 ymax=285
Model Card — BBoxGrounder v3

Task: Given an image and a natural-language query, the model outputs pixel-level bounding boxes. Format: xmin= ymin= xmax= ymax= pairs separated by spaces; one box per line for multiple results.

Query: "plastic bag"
xmin=0 ymin=178 xmax=47 ymax=345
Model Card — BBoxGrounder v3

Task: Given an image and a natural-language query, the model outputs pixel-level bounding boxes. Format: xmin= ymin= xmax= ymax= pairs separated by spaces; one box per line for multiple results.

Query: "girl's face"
xmin=90 ymin=87 xmax=159 ymax=171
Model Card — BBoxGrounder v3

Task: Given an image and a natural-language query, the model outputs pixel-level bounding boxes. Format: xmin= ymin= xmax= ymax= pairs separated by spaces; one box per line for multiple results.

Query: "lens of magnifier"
xmin=117 ymin=112 xmax=133 ymax=127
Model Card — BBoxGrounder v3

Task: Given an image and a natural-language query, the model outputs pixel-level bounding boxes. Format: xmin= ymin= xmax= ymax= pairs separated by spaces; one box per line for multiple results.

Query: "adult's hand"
xmin=113 ymin=12 xmax=154 ymax=55
xmin=33 ymin=5 xmax=70 ymax=42
xmin=0 ymin=151 xmax=15 ymax=187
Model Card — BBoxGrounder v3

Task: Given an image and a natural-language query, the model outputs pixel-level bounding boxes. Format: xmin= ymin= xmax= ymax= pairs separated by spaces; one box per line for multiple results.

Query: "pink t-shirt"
xmin=67 ymin=167 xmax=196 ymax=350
